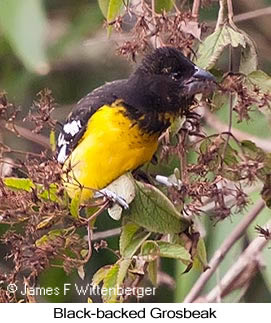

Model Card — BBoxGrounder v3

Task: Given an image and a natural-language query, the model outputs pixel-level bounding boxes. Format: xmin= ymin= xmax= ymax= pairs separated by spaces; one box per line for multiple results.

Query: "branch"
xmin=184 ymin=199 xmax=265 ymax=303
xmin=0 ymin=121 xmax=51 ymax=149
xmin=92 ymin=227 xmax=121 ymax=241
xmin=205 ymin=219 xmax=271 ymax=302
xmin=234 ymin=7 xmax=271 ymax=23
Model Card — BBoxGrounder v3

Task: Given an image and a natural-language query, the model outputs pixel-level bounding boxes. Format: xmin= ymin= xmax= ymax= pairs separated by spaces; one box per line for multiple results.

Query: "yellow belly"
xmin=62 ymin=105 xmax=159 ymax=201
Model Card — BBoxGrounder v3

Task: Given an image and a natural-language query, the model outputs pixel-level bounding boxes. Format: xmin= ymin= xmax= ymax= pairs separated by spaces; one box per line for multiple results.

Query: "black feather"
xmin=57 ymin=47 xmax=215 ymax=163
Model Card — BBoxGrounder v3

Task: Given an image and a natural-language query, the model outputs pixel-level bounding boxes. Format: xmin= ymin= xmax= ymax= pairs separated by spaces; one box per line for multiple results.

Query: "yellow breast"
xmin=62 ymin=105 xmax=159 ymax=201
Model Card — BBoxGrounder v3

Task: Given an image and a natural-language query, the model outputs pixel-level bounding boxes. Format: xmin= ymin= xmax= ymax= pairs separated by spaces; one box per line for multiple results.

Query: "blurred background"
xmin=0 ymin=0 xmax=271 ymax=302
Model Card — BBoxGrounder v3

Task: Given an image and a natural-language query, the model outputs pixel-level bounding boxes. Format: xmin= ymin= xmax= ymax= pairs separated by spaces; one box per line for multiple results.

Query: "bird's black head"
xmin=126 ymin=47 xmax=216 ymax=113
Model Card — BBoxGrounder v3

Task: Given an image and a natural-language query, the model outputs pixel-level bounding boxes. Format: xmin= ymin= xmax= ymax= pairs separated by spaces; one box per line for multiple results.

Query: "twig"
xmin=221 ymin=46 xmax=233 ymax=167
xmin=206 ymin=219 xmax=271 ymax=302
xmin=92 ymin=228 xmax=121 ymax=241
xmin=234 ymin=7 xmax=271 ymax=23
xmin=151 ymin=0 xmax=156 ymax=21
xmin=82 ymin=224 xmax=93 ymax=264
xmin=184 ymin=199 xmax=265 ymax=302
xmin=0 ymin=122 xmax=50 ymax=149
xmin=191 ymin=0 xmax=201 ymax=22
xmin=215 ymin=0 xmax=227 ymax=31
xmin=80 ymin=201 xmax=110 ymax=225
xmin=226 ymin=0 xmax=234 ymax=24
xmin=179 ymin=131 xmax=189 ymax=183
xmin=208 ymin=7 xmax=271 ymax=28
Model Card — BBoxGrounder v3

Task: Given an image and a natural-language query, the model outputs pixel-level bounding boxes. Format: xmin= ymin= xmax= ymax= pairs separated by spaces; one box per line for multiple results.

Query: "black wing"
xmin=56 ymin=79 xmax=127 ymax=163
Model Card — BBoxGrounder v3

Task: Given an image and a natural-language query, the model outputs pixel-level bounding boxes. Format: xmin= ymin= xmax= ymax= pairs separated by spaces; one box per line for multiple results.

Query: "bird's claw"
xmin=94 ymin=189 xmax=129 ymax=209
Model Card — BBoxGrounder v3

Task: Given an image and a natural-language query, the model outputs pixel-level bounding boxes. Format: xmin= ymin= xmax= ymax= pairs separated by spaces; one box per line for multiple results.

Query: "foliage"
xmin=0 ymin=0 xmax=271 ymax=303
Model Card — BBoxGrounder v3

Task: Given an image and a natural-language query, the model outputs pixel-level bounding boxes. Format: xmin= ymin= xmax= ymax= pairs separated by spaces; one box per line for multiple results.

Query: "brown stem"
xmin=234 ymin=7 xmax=271 ymax=23
xmin=0 ymin=121 xmax=51 ymax=149
xmin=184 ymin=199 xmax=265 ymax=302
xmin=226 ymin=0 xmax=234 ymax=24
xmin=215 ymin=0 xmax=227 ymax=31
xmin=191 ymin=0 xmax=201 ymax=22
xmin=93 ymin=227 xmax=121 ymax=241
xmin=179 ymin=131 xmax=188 ymax=184
xmin=220 ymin=46 xmax=233 ymax=167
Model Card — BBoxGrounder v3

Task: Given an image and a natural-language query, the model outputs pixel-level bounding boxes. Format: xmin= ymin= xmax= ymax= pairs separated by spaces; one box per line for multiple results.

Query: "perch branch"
xmin=184 ymin=199 xmax=265 ymax=303
xmin=206 ymin=219 xmax=271 ymax=302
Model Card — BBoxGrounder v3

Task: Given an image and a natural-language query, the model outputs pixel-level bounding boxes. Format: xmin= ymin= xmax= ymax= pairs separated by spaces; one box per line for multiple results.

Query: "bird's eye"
xmin=161 ymin=67 xmax=171 ymax=74
xmin=170 ymin=72 xmax=181 ymax=81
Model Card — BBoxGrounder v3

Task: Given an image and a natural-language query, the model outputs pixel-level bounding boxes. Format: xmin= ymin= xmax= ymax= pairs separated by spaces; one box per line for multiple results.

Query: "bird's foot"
xmin=94 ymin=188 xmax=129 ymax=209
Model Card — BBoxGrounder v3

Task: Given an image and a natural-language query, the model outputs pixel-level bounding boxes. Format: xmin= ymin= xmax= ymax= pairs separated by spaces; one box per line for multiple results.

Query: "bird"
xmin=56 ymin=46 xmax=216 ymax=203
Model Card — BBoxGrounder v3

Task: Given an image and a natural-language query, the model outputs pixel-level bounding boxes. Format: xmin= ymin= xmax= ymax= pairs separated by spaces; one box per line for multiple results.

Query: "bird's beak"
xmin=182 ymin=66 xmax=217 ymax=96
xmin=193 ymin=67 xmax=216 ymax=82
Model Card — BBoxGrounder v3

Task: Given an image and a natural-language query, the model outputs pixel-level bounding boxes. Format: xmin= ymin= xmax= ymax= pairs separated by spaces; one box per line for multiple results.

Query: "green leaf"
xmin=102 ymin=263 xmax=119 ymax=302
xmin=140 ymin=240 xmax=160 ymax=262
xmin=156 ymin=241 xmax=191 ymax=262
xmin=222 ymin=143 xmax=239 ymax=166
xmin=193 ymin=238 xmax=208 ymax=271
xmin=199 ymin=138 xmax=212 ymax=154
xmin=124 ymin=181 xmax=190 ymax=234
xmin=196 ymin=24 xmax=246 ymax=70
xmin=117 ymin=258 xmax=132 ymax=287
xmin=70 ymin=195 xmax=80 ymax=219
xmin=50 ymin=130 xmax=56 ymax=152
xmin=0 ymin=0 xmax=49 ymax=74
xmin=80 ymin=249 xmax=89 ymax=258
xmin=155 ymin=0 xmax=173 ymax=13
xmin=98 ymin=0 xmax=124 ymax=36
xmin=241 ymin=140 xmax=265 ymax=160
xmin=239 ymin=33 xmax=258 ymax=75
xmin=98 ymin=0 xmax=109 ymax=18
xmin=92 ymin=266 xmax=111 ymax=287
xmin=96 ymin=260 xmax=132 ymax=302
xmin=36 ymin=215 xmax=55 ymax=230
xmin=247 ymin=70 xmax=271 ymax=93
xmin=147 ymin=260 xmax=158 ymax=286
xmin=120 ymin=222 xmax=141 ymax=256
xmin=106 ymin=0 xmax=123 ymax=23
xmin=37 ymin=183 xmax=60 ymax=203
xmin=35 ymin=229 xmax=66 ymax=247
xmin=120 ymin=222 xmax=151 ymax=258
xmin=3 ymin=177 xmax=35 ymax=192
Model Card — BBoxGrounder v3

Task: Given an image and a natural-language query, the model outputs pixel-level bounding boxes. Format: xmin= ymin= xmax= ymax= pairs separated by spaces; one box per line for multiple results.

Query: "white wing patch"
xmin=57 ymin=133 xmax=66 ymax=147
xmin=63 ymin=120 xmax=81 ymax=136
xmin=57 ymin=145 xmax=67 ymax=163
xmin=57 ymin=120 xmax=82 ymax=164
